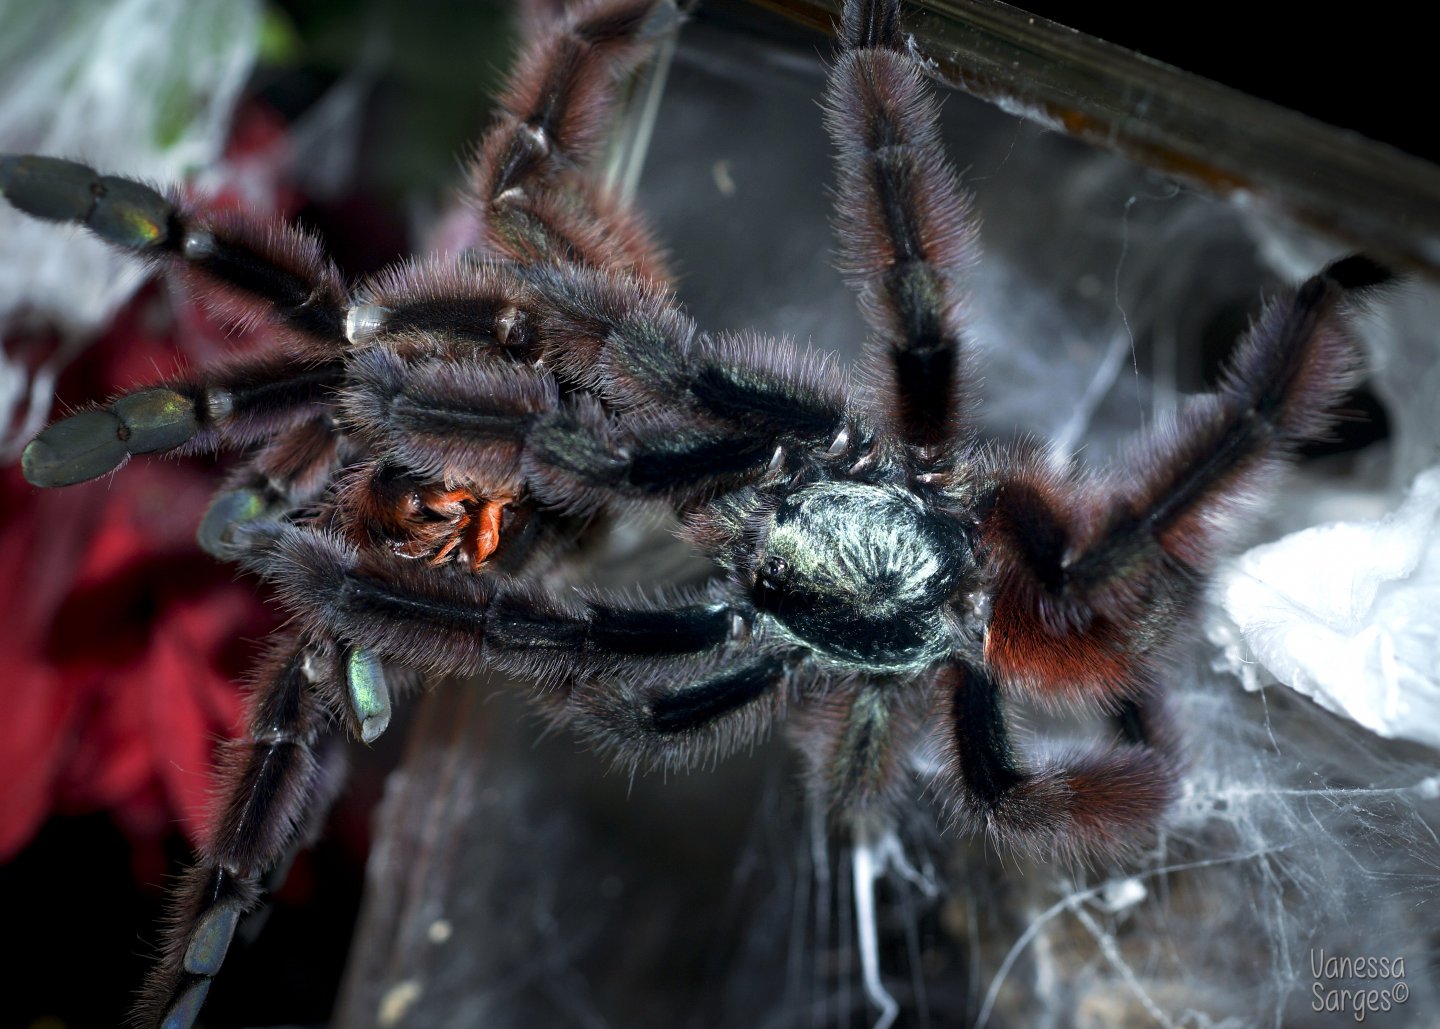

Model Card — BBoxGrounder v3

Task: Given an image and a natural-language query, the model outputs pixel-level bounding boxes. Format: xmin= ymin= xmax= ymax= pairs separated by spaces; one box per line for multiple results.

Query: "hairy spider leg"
xmin=0 ymin=203 xmax=563 ymax=563
xmin=243 ymin=523 xmax=794 ymax=771
xmin=136 ymin=7 xmax=696 ymax=1022
xmin=131 ymin=612 xmax=417 ymax=1027
xmin=332 ymin=0 xmax=691 ymax=566
xmin=135 ymin=636 xmax=359 ymax=1028
xmin=342 ymin=269 xmax=861 ymax=515
xmin=2 ymin=5 xmax=694 ymax=1027
xmin=643 ymin=0 xmax=984 ymax=840
xmin=949 ymin=256 xmax=1392 ymax=855
xmin=468 ymin=0 xmax=679 ymax=281
xmin=814 ymin=0 xmax=1391 ymax=856
xmin=824 ymin=0 xmax=980 ymax=468
xmin=786 ymin=674 xmax=938 ymax=814
xmin=332 ymin=0 xmax=870 ymax=547
xmin=980 ymin=255 xmax=1390 ymax=706
xmin=1 ymin=154 xmax=353 ymax=489
xmin=0 ymin=157 xmax=545 ymax=1029
xmin=338 ymin=0 xmax=689 ymax=367
xmin=939 ymin=662 xmax=1179 ymax=860
xmin=8 ymin=0 xmax=1398 ymax=1018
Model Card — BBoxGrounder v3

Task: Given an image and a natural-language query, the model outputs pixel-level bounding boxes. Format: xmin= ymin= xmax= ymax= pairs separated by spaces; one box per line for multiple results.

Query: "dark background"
xmin=1022 ymin=2 xmax=1432 ymax=164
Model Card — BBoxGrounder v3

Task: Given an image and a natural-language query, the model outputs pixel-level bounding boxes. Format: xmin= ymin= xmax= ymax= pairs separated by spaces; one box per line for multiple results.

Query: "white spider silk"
xmin=1215 ymin=463 xmax=1440 ymax=748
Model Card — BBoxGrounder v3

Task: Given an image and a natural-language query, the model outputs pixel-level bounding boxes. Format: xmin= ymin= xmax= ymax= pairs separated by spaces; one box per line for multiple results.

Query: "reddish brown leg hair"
xmin=980 ymin=257 xmax=1388 ymax=712
xmin=468 ymin=0 xmax=678 ymax=282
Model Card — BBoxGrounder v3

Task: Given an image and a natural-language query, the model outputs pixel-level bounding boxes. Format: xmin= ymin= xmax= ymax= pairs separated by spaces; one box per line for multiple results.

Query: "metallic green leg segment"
xmin=21 ymin=387 xmax=197 ymax=487
xmin=0 ymin=154 xmax=176 ymax=251
xmin=346 ymin=647 xmax=393 ymax=743
xmin=197 ymin=488 xmax=273 ymax=559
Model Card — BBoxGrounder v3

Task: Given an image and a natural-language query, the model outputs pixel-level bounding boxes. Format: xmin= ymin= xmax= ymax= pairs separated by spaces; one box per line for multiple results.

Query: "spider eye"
xmin=760 ymin=555 xmax=790 ymax=586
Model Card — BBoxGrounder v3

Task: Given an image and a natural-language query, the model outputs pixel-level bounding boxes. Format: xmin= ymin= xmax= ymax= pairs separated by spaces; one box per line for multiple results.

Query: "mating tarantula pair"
xmin=6 ymin=0 xmax=1386 ymax=1025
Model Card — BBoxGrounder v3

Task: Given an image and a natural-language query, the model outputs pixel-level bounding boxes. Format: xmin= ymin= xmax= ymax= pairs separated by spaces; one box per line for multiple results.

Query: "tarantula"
xmin=5 ymin=0 xmax=1386 ymax=1025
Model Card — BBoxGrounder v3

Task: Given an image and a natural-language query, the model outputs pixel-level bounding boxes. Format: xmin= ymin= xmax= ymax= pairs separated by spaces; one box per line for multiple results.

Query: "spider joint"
xmin=495 ymin=304 xmax=523 ymax=345
xmin=205 ymin=388 xmax=234 ymax=422
xmin=493 ymin=186 xmax=526 ymax=207
xmin=181 ymin=228 xmax=217 ymax=260
xmin=519 ymin=122 xmax=552 ymax=157
xmin=345 ymin=302 xmax=390 ymax=345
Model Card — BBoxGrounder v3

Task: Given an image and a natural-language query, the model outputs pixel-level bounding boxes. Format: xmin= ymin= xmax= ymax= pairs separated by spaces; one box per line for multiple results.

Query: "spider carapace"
xmin=3 ymin=0 xmax=1387 ymax=1024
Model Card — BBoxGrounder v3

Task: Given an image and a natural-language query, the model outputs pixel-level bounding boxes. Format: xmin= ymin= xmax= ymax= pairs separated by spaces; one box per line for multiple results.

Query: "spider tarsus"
xmin=159 ymin=978 xmax=210 ymax=1029
xmin=24 ymin=355 xmax=350 ymax=491
xmin=21 ymin=410 xmax=130 ymax=487
xmin=111 ymin=388 xmax=202 ymax=451
xmin=197 ymin=489 xmax=269 ymax=558
xmin=137 ymin=858 xmax=263 ymax=1029
xmin=0 ymin=154 xmax=97 ymax=220
xmin=2 ymin=155 xmax=356 ymax=350
xmin=20 ymin=388 xmax=197 ymax=487
xmin=183 ymin=902 xmax=242 ymax=977
xmin=345 ymin=646 xmax=394 ymax=743
xmin=0 ymin=153 xmax=175 ymax=251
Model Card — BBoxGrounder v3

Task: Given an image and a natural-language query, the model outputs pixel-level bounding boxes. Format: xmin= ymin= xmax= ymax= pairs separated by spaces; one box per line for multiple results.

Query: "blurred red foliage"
xmin=0 ymin=103 xmax=301 ymax=882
